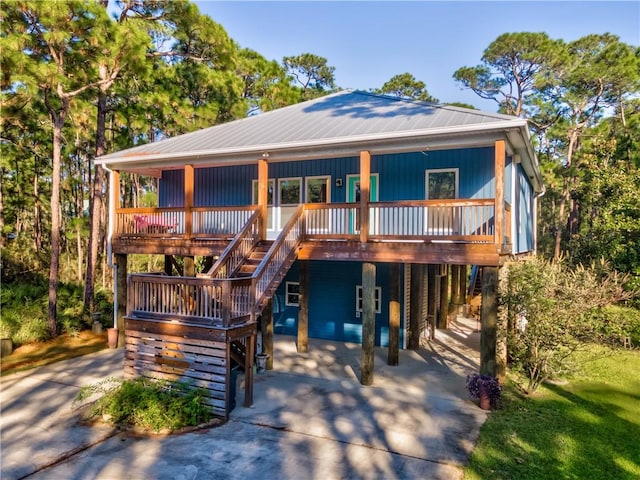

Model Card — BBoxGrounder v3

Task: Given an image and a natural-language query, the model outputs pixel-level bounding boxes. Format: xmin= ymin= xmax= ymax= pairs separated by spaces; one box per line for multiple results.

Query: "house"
xmin=96 ymin=90 xmax=543 ymax=417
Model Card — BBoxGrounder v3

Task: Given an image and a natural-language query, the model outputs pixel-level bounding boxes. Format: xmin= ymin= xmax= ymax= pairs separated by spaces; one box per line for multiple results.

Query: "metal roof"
xmin=97 ymin=90 xmax=542 ymax=191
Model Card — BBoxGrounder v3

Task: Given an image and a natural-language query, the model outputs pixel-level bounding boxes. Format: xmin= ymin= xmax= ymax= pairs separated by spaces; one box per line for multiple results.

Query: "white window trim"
xmin=355 ymin=285 xmax=382 ymax=314
xmin=278 ymin=177 xmax=303 ymax=206
xmin=285 ymin=281 xmax=300 ymax=307
xmin=251 ymin=178 xmax=275 ymax=205
xmin=304 ymin=175 xmax=331 ymax=203
xmin=425 ymin=168 xmax=459 ymax=200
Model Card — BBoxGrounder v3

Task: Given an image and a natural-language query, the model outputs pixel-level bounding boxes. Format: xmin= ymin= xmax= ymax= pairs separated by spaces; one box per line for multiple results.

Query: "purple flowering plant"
xmin=466 ymin=374 xmax=502 ymax=407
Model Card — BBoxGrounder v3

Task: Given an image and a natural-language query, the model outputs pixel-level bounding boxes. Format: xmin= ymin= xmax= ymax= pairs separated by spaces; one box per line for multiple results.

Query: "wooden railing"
xmin=304 ymin=203 xmax=359 ymax=240
xmin=304 ymin=199 xmax=495 ymax=243
xmin=114 ymin=206 xmax=257 ymax=239
xmin=204 ymin=209 xmax=262 ymax=278
xmin=370 ymin=199 xmax=495 ymax=242
xmin=253 ymin=205 xmax=305 ymax=307
xmin=127 ymin=274 xmax=253 ymax=327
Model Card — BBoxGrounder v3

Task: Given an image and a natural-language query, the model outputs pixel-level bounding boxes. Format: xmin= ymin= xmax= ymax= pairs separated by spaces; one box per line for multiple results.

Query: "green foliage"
xmin=374 ymin=72 xmax=438 ymax=103
xmin=0 ymin=280 xmax=111 ymax=343
xmin=76 ymin=377 xmax=214 ymax=432
xmin=464 ymin=347 xmax=640 ymax=480
xmin=283 ymin=53 xmax=336 ymax=100
xmin=500 ymin=256 xmax=635 ymax=392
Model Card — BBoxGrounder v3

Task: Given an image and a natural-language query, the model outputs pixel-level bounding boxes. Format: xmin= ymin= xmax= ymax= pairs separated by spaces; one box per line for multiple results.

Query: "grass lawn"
xmin=464 ymin=347 xmax=640 ymax=480
xmin=0 ymin=330 xmax=108 ymax=376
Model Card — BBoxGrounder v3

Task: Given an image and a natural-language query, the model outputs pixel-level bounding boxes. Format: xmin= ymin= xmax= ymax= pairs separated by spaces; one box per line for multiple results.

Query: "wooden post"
xmin=258 ymin=158 xmax=268 ymax=240
xmin=387 ymin=263 xmax=400 ymax=366
xmin=359 ymin=150 xmax=371 ymax=243
xmin=459 ymin=265 xmax=468 ymax=304
xmin=408 ymin=264 xmax=424 ymax=349
xmin=480 ymin=266 xmax=498 ymax=376
xmin=427 ymin=264 xmax=438 ymax=340
xmin=116 ymin=253 xmax=127 ymax=348
xmin=438 ymin=264 xmax=449 ymax=329
xmin=244 ymin=333 xmax=255 ymax=407
xmin=361 ymin=262 xmax=376 ymax=386
xmin=495 ymin=140 xmax=505 ymax=247
xmin=164 ymin=255 xmax=172 ymax=276
xmin=261 ymin=299 xmax=274 ymax=370
xmin=450 ymin=264 xmax=461 ymax=312
xmin=297 ymin=261 xmax=308 ymax=353
xmin=184 ymin=164 xmax=194 ymax=238
xmin=183 ymin=256 xmax=195 ymax=277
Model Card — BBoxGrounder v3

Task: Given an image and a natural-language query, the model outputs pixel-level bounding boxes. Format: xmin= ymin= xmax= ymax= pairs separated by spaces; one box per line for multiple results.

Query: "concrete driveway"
xmin=0 ymin=316 xmax=486 ymax=480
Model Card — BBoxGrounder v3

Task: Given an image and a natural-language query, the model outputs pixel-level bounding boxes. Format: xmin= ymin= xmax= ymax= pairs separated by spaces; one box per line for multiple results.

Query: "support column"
xmin=297 ymin=261 xmax=308 ymax=353
xmin=438 ymin=264 xmax=449 ymax=329
xmin=116 ymin=253 xmax=127 ymax=348
xmin=164 ymin=255 xmax=172 ymax=276
xmin=184 ymin=164 xmax=194 ymax=238
xmin=450 ymin=264 xmax=461 ymax=312
xmin=480 ymin=266 xmax=498 ymax=376
xmin=261 ymin=300 xmax=274 ymax=370
xmin=183 ymin=256 xmax=195 ymax=277
xmin=258 ymin=158 xmax=269 ymax=240
xmin=244 ymin=333 xmax=255 ymax=407
xmin=495 ymin=140 xmax=505 ymax=247
xmin=408 ymin=264 xmax=424 ymax=349
xmin=427 ymin=264 xmax=439 ymax=340
xmin=361 ymin=262 xmax=376 ymax=386
xmin=359 ymin=151 xmax=371 ymax=243
xmin=459 ymin=265 xmax=468 ymax=305
xmin=387 ymin=263 xmax=400 ymax=366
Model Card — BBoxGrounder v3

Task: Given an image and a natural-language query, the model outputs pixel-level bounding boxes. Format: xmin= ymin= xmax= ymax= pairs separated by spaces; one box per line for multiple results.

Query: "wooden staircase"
xmin=233 ymin=241 xmax=273 ymax=278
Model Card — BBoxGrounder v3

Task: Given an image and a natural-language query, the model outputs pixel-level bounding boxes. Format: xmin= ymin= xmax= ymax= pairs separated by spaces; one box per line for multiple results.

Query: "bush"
xmin=466 ymin=374 xmax=502 ymax=408
xmin=500 ymin=257 xmax=636 ymax=393
xmin=76 ymin=377 xmax=214 ymax=432
xmin=590 ymin=305 xmax=640 ymax=347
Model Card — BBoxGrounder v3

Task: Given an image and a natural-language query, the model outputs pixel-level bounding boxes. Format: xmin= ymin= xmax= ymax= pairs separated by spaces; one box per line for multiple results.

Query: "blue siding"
xmin=157 ymin=147 xmax=498 ymax=207
xmin=372 ymin=147 xmax=496 ymax=200
xmin=515 ymin=164 xmax=534 ymax=253
xmin=272 ymin=261 xmax=402 ymax=347
xmin=159 ymin=170 xmax=184 ymax=207
xmin=194 ymin=164 xmax=255 ymax=206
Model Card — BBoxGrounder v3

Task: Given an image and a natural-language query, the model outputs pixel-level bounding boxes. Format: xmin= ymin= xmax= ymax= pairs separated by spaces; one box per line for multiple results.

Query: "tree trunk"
xmin=48 ymin=109 xmax=67 ymax=338
xmin=0 ymin=168 xmax=4 ymax=250
xmin=83 ymin=90 xmax=107 ymax=314
xmin=553 ymin=129 xmax=579 ymax=260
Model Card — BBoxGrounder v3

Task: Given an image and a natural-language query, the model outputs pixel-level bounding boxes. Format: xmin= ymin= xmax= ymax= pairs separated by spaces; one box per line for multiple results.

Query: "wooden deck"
xmin=112 ymin=200 xmax=510 ymax=265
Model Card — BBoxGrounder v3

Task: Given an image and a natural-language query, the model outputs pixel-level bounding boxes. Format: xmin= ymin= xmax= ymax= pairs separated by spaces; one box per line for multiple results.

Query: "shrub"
xmin=76 ymin=377 xmax=214 ymax=432
xmin=500 ymin=257 xmax=636 ymax=393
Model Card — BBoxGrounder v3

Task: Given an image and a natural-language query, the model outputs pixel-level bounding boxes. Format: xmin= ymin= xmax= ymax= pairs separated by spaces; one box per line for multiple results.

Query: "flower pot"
xmin=479 ymin=383 xmax=491 ymax=410
xmin=92 ymin=321 xmax=103 ymax=335
xmin=256 ymin=353 xmax=269 ymax=373
xmin=107 ymin=328 xmax=118 ymax=349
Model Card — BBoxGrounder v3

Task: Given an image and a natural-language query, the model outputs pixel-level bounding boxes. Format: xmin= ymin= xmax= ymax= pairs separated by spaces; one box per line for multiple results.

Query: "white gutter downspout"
xmin=104 ymin=165 xmax=117 ymax=329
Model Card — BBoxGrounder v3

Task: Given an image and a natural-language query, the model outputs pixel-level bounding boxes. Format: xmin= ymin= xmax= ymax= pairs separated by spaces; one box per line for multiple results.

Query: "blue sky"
xmin=195 ymin=1 xmax=640 ymax=112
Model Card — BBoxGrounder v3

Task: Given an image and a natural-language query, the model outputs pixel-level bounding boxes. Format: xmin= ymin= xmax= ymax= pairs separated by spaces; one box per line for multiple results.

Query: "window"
xmin=285 ymin=282 xmax=300 ymax=306
xmin=252 ymin=179 xmax=275 ymax=230
xmin=278 ymin=178 xmax=302 ymax=205
xmin=356 ymin=285 xmax=382 ymax=313
xmin=305 ymin=176 xmax=330 ymax=203
xmin=426 ymin=169 xmax=458 ymax=200
xmin=251 ymin=179 xmax=274 ymax=205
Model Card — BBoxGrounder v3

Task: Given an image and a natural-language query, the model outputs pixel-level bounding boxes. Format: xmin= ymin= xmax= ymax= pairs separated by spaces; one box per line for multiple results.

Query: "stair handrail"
xmin=203 ymin=207 xmax=262 ymax=279
xmin=251 ymin=204 xmax=305 ymax=310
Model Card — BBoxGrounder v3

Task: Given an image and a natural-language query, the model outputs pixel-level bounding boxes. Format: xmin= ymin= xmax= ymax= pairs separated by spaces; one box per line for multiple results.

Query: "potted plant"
xmin=466 ymin=373 xmax=501 ymax=410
